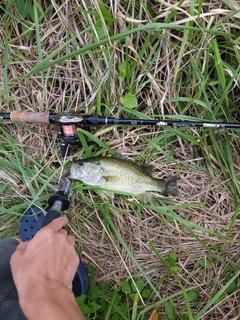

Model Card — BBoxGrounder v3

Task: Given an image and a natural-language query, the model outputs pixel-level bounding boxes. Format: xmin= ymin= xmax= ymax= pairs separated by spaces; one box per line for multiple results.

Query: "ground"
xmin=0 ymin=1 xmax=240 ymax=319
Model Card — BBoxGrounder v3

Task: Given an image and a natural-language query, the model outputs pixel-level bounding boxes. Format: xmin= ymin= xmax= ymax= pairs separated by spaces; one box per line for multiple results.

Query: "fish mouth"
xmin=70 ymin=162 xmax=81 ymax=178
xmin=71 ymin=162 xmax=78 ymax=170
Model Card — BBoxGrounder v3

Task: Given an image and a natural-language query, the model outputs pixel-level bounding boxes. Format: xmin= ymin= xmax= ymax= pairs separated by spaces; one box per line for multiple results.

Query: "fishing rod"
xmin=1 ymin=110 xmax=239 ymax=156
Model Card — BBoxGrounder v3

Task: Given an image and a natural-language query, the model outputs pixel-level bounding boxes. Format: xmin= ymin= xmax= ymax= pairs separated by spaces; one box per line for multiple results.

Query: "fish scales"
xmin=69 ymin=156 xmax=178 ymax=197
xmin=95 ymin=157 xmax=161 ymax=190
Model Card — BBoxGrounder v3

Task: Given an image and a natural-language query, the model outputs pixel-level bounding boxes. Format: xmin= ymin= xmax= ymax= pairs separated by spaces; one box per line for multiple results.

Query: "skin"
xmin=10 ymin=217 xmax=85 ymax=320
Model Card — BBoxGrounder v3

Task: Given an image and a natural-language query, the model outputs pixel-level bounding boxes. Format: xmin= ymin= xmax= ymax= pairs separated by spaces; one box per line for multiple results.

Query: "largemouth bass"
xmin=69 ymin=156 xmax=178 ymax=197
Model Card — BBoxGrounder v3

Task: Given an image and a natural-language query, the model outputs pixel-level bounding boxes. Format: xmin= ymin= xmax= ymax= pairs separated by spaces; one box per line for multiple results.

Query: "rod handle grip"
xmin=41 ymin=209 xmax=61 ymax=228
xmin=10 ymin=111 xmax=50 ymax=124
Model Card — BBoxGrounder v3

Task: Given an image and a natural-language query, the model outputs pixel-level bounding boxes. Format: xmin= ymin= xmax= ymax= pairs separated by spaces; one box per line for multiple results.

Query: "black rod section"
xmin=0 ymin=113 xmax=11 ymax=120
xmin=49 ymin=113 xmax=56 ymax=124
xmin=82 ymin=115 xmax=240 ymax=129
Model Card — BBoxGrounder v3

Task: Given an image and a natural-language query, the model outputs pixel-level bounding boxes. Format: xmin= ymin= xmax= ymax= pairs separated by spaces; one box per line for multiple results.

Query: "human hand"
xmin=10 ymin=217 xmax=85 ymax=320
xmin=10 ymin=216 xmax=79 ymax=294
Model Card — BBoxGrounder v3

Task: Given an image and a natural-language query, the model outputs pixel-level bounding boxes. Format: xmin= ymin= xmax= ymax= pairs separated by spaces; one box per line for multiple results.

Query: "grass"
xmin=0 ymin=0 xmax=240 ymax=319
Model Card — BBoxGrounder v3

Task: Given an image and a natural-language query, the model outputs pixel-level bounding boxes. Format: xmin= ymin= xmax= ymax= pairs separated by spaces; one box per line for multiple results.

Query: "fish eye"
xmin=79 ymin=161 xmax=84 ymax=166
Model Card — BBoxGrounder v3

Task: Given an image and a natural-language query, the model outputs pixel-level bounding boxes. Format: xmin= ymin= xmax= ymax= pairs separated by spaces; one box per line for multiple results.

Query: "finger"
xmin=67 ymin=235 xmax=75 ymax=246
xmin=46 ymin=216 xmax=68 ymax=232
xmin=58 ymin=229 xmax=68 ymax=237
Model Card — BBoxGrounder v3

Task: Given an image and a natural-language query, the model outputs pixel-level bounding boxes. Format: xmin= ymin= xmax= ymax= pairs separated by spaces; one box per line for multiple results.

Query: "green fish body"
xmin=69 ymin=156 xmax=178 ymax=197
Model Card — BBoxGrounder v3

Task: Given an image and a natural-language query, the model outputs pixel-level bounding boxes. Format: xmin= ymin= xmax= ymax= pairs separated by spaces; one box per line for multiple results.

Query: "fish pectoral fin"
xmin=143 ymin=193 xmax=151 ymax=203
xmin=104 ymin=175 xmax=120 ymax=183
xmin=104 ymin=191 xmax=115 ymax=198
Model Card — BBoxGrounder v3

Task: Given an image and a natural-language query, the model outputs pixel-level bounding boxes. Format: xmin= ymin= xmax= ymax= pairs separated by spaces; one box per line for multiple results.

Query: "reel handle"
xmin=41 ymin=209 xmax=61 ymax=228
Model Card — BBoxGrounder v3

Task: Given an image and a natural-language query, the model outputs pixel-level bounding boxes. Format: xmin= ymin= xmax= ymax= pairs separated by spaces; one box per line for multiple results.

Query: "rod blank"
xmin=82 ymin=115 xmax=240 ymax=129
xmin=0 ymin=112 xmax=239 ymax=129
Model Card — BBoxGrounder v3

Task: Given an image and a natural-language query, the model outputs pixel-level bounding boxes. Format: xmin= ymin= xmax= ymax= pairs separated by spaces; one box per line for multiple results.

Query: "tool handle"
xmin=41 ymin=209 xmax=61 ymax=227
xmin=10 ymin=111 xmax=50 ymax=124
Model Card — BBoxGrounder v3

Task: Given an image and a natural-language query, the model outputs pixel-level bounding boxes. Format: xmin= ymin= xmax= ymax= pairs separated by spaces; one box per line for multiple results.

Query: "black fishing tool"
xmin=1 ymin=110 xmax=239 ymax=156
xmin=20 ymin=175 xmax=89 ymax=296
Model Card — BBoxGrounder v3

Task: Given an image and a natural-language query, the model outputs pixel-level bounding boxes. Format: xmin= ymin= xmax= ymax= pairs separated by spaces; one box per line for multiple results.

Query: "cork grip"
xmin=10 ymin=111 xmax=50 ymax=124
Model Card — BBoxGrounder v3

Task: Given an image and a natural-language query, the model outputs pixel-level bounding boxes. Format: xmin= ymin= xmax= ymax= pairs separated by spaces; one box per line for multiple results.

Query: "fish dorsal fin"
xmin=137 ymin=163 xmax=153 ymax=175
xmin=113 ymin=153 xmax=132 ymax=162
xmin=113 ymin=153 xmax=153 ymax=175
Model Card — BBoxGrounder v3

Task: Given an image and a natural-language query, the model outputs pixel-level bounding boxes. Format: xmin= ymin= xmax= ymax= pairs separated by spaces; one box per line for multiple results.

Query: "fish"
xmin=69 ymin=156 xmax=179 ymax=197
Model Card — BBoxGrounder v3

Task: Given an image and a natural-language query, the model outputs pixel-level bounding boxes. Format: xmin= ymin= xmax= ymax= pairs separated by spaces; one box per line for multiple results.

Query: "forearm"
xmin=19 ymin=281 xmax=85 ymax=320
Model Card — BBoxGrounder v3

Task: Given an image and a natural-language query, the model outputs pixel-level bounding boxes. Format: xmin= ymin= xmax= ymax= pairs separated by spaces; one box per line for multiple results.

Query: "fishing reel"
xmin=55 ymin=112 xmax=115 ymax=156
xmin=1 ymin=110 xmax=239 ymax=157
xmin=1 ymin=110 xmax=108 ymax=157
xmin=55 ymin=111 xmax=90 ymax=157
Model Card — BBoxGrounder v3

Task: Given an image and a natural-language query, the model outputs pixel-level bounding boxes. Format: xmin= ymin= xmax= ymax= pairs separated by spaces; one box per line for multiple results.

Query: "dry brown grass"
xmin=0 ymin=0 xmax=240 ymax=319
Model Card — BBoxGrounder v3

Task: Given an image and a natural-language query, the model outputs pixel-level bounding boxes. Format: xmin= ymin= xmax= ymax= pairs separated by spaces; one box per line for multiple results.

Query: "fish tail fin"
xmin=163 ymin=175 xmax=179 ymax=197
